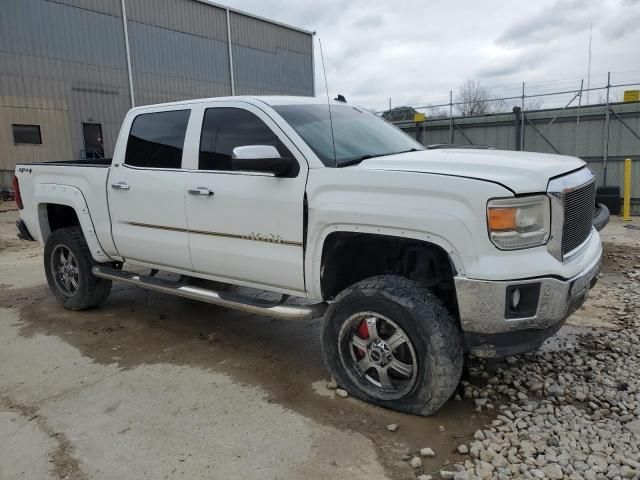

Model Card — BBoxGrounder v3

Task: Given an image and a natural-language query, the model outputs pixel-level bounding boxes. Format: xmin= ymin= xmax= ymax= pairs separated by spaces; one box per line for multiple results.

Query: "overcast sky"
xmin=227 ymin=0 xmax=640 ymax=110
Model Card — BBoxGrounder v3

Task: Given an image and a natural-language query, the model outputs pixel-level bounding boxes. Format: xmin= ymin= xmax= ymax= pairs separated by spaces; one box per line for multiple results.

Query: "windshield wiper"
xmin=338 ymin=154 xmax=376 ymax=167
xmin=337 ymin=148 xmax=421 ymax=167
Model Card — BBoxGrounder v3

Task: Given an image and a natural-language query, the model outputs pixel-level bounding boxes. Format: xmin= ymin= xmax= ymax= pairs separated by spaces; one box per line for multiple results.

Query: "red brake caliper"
xmin=354 ymin=320 xmax=369 ymax=359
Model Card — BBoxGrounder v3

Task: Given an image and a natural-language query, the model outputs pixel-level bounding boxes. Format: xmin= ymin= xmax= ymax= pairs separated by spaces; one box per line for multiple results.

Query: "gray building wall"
xmin=0 ymin=0 xmax=314 ymax=186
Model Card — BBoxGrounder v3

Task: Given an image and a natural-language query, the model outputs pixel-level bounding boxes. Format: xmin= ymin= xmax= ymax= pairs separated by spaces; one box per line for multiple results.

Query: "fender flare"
xmin=34 ymin=183 xmax=112 ymax=263
xmin=305 ymin=223 xmax=466 ymax=300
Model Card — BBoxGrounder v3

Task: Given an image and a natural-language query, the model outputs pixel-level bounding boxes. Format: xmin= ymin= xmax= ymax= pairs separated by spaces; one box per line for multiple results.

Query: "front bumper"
xmin=454 ymin=244 xmax=602 ymax=358
xmin=593 ymin=203 xmax=610 ymax=232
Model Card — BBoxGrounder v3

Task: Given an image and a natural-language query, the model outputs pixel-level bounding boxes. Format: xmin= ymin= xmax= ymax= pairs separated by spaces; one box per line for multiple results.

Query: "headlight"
xmin=487 ymin=195 xmax=550 ymax=250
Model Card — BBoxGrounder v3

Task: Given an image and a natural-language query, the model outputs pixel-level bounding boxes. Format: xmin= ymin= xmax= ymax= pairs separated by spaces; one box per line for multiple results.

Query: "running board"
xmin=91 ymin=266 xmax=327 ymax=321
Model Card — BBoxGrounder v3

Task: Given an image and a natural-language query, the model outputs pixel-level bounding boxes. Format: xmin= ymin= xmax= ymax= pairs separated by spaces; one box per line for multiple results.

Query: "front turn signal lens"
xmin=488 ymin=208 xmax=517 ymax=231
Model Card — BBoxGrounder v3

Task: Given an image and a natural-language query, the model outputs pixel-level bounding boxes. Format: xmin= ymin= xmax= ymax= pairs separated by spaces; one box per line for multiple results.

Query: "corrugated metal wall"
xmin=230 ymin=12 xmax=314 ymax=96
xmin=126 ymin=0 xmax=233 ymax=105
xmin=0 ymin=0 xmax=314 ymax=185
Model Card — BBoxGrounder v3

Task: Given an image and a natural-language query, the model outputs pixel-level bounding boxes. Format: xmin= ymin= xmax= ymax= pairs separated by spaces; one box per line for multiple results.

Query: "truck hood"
xmin=357 ymin=148 xmax=586 ymax=194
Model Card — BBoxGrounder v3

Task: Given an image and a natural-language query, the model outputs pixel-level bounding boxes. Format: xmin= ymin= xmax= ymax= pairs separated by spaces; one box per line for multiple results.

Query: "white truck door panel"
xmin=183 ymin=104 xmax=307 ymax=293
xmin=108 ymin=109 xmax=192 ymax=270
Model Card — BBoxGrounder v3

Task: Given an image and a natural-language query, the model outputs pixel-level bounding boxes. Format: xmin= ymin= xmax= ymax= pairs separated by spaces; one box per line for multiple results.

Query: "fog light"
xmin=511 ymin=288 xmax=521 ymax=309
xmin=505 ymin=283 xmax=541 ymax=319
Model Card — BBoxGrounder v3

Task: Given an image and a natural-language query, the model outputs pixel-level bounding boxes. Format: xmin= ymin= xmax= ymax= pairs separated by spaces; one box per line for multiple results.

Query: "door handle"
xmin=188 ymin=187 xmax=214 ymax=196
xmin=111 ymin=182 xmax=130 ymax=190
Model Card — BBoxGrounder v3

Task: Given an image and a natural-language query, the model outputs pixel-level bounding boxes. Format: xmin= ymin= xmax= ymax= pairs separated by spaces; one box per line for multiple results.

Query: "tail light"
xmin=12 ymin=175 xmax=23 ymax=209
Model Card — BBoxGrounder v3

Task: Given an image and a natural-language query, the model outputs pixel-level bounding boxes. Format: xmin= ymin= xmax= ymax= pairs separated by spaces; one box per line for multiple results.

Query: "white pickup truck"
xmin=14 ymin=96 xmax=607 ymax=415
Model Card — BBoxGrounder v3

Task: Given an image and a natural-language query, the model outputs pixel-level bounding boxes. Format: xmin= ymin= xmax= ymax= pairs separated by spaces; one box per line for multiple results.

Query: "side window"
xmin=125 ymin=110 xmax=190 ymax=168
xmin=199 ymin=108 xmax=292 ymax=171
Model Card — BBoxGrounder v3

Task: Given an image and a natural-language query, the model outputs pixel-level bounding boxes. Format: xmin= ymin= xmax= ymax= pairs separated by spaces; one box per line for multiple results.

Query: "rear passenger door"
xmin=108 ymin=109 xmax=193 ymax=270
xmin=182 ymin=102 xmax=307 ymax=294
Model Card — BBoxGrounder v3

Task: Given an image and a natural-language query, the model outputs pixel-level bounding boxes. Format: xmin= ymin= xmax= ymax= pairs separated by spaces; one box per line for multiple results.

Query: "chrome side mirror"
xmin=232 ymin=145 xmax=280 ymax=160
xmin=231 ymin=145 xmax=294 ymax=176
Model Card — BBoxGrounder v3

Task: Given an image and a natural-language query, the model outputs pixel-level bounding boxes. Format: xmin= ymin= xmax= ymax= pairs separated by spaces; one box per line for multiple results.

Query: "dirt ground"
xmin=0 ymin=200 xmax=638 ymax=480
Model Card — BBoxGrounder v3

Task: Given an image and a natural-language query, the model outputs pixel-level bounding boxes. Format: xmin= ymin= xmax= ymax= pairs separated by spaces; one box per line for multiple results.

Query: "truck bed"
xmin=14 ymin=159 xmax=117 ymax=256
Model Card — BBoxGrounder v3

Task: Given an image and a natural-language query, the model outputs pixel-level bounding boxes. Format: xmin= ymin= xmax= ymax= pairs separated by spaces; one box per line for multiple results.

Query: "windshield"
xmin=273 ymin=104 xmax=424 ymax=167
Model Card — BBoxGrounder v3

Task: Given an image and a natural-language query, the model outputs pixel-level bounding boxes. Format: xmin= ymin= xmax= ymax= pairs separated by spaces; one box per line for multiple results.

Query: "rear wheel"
xmin=44 ymin=227 xmax=112 ymax=310
xmin=322 ymin=275 xmax=463 ymax=416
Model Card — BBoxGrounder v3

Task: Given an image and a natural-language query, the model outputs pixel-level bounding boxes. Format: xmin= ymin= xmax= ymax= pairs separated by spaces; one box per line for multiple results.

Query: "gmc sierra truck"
xmin=14 ymin=96 xmax=607 ymax=416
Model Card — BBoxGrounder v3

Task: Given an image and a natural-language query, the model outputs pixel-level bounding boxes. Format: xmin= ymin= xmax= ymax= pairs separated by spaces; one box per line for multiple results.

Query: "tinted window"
xmin=274 ymin=104 xmax=423 ymax=167
xmin=13 ymin=124 xmax=42 ymax=145
xmin=125 ymin=110 xmax=190 ymax=168
xmin=199 ymin=108 xmax=292 ymax=171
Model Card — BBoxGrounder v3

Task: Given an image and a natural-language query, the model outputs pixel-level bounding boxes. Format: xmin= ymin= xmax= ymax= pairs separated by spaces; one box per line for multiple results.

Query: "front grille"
xmin=562 ymin=181 xmax=596 ymax=255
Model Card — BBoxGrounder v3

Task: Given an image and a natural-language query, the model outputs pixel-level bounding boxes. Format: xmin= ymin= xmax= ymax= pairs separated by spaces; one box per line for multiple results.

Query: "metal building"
xmin=0 ymin=0 xmax=315 ymax=186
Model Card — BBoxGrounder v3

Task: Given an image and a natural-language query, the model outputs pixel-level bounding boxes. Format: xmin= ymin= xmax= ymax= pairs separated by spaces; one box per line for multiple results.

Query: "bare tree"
xmin=455 ymin=80 xmax=547 ymax=115
xmin=598 ymin=91 xmax=621 ymax=104
xmin=455 ymin=80 xmax=492 ymax=116
xmin=524 ymin=97 xmax=544 ymax=111
xmin=492 ymin=98 xmax=510 ymax=114
xmin=427 ymin=106 xmax=448 ymax=118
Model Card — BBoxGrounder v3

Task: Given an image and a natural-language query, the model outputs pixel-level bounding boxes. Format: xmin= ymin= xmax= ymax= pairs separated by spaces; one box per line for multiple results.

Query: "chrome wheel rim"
xmin=338 ymin=312 xmax=418 ymax=400
xmin=51 ymin=245 xmax=79 ymax=296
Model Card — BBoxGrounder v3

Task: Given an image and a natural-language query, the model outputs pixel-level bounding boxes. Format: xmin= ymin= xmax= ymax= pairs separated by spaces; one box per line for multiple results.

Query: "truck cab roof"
xmin=128 ymin=95 xmax=340 ymax=113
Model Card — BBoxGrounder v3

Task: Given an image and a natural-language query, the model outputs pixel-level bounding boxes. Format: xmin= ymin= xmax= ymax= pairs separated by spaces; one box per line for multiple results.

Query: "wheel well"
xmin=47 ymin=204 xmax=80 ymax=231
xmin=320 ymin=232 xmax=458 ymax=315
xmin=39 ymin=204 xmax=81 ymax=243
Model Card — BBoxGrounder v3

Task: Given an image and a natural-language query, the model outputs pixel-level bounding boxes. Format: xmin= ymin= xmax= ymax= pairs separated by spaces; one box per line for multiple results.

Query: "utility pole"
xmin=575 ymin=79 xmax=584 ymax=156
xmin=603 ymin=72 xmax=611 ymax=186
xmin=448 ymin=91 xmax=454 ymax=144
xmin=520 ymin=82 xmax=525 ymax=150
xmin=586 ymin=22 xmax=592 ymax=105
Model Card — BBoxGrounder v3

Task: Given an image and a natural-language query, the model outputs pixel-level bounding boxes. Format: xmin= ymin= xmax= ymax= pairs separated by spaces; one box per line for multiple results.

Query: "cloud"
xmin=225 ymin=0 xmax=640 ymax=111
xmin=477 ymin=45 xmax=549 ymax=76
xmin=599 ymin=6 xmax=640 ymax=40
xmin=497 ymin=0 xmax=593 ymax=46
xmin=352 ymin=13 xmax=384 ymax=30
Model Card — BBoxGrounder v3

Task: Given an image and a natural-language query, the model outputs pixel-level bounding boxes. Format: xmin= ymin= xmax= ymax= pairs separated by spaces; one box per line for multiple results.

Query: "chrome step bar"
xmin=92 ymin=266 xmax=327 ymax=321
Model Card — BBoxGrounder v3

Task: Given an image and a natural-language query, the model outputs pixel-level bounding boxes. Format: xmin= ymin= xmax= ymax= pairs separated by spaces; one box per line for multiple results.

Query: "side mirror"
xmin=231 ymin=145 xmax=294 ymax=176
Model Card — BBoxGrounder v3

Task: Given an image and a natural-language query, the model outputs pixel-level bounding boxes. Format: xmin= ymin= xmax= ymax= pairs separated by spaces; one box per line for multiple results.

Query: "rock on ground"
xmin=421 ymin=447 xmax=436 ymax=457
xmin=335 ymin=388 xmax=348 ymax=398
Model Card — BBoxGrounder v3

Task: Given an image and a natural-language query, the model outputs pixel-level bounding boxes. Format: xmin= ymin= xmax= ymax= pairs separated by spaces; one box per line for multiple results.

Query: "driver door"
xmin=182 ymin=103 xmax=308 ymax=294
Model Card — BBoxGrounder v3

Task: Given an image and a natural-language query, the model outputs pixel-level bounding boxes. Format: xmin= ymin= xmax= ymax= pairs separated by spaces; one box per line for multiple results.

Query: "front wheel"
xmin=44 ymin=227 xmax=112 ymax=310
xmin=321 ymin=275 xmax=463 ymax=416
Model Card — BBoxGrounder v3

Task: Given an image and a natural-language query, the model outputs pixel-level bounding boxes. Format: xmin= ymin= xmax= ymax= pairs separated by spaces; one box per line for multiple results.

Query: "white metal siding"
xmin=126 ymin=0 xmax=228 ymax=41
xmin=230 ymin=12 xmax=313 ymax=96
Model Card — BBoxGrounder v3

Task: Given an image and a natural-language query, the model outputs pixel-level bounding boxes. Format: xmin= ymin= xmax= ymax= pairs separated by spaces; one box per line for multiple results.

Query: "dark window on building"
xmin=199 ymin=108 xmax=292 ymax=171
xmin=12 ymin=124 xmax=42 ymax=145
xmin=125 ymin=110 xmax=190 ymax=169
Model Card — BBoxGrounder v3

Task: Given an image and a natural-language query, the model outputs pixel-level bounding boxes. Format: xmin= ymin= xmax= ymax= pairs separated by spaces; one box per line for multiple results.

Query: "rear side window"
xmin=199 ymin=108 xmax=292 ymax=171
xmin=125 ymin=110 xmax=190 ymax=168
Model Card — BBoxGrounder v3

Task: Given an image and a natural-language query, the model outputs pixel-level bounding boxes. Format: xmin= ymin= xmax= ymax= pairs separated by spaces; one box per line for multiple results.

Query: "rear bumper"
xmin=16 ymin=218 xmax=35 ymax=241
xmin=455 ymin=243 xmax=602 ymax=358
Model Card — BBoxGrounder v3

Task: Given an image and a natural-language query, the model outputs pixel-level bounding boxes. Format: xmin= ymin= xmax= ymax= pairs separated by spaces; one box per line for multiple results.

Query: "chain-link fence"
xmin=387 ymin=73 xmax=640 ymax=214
